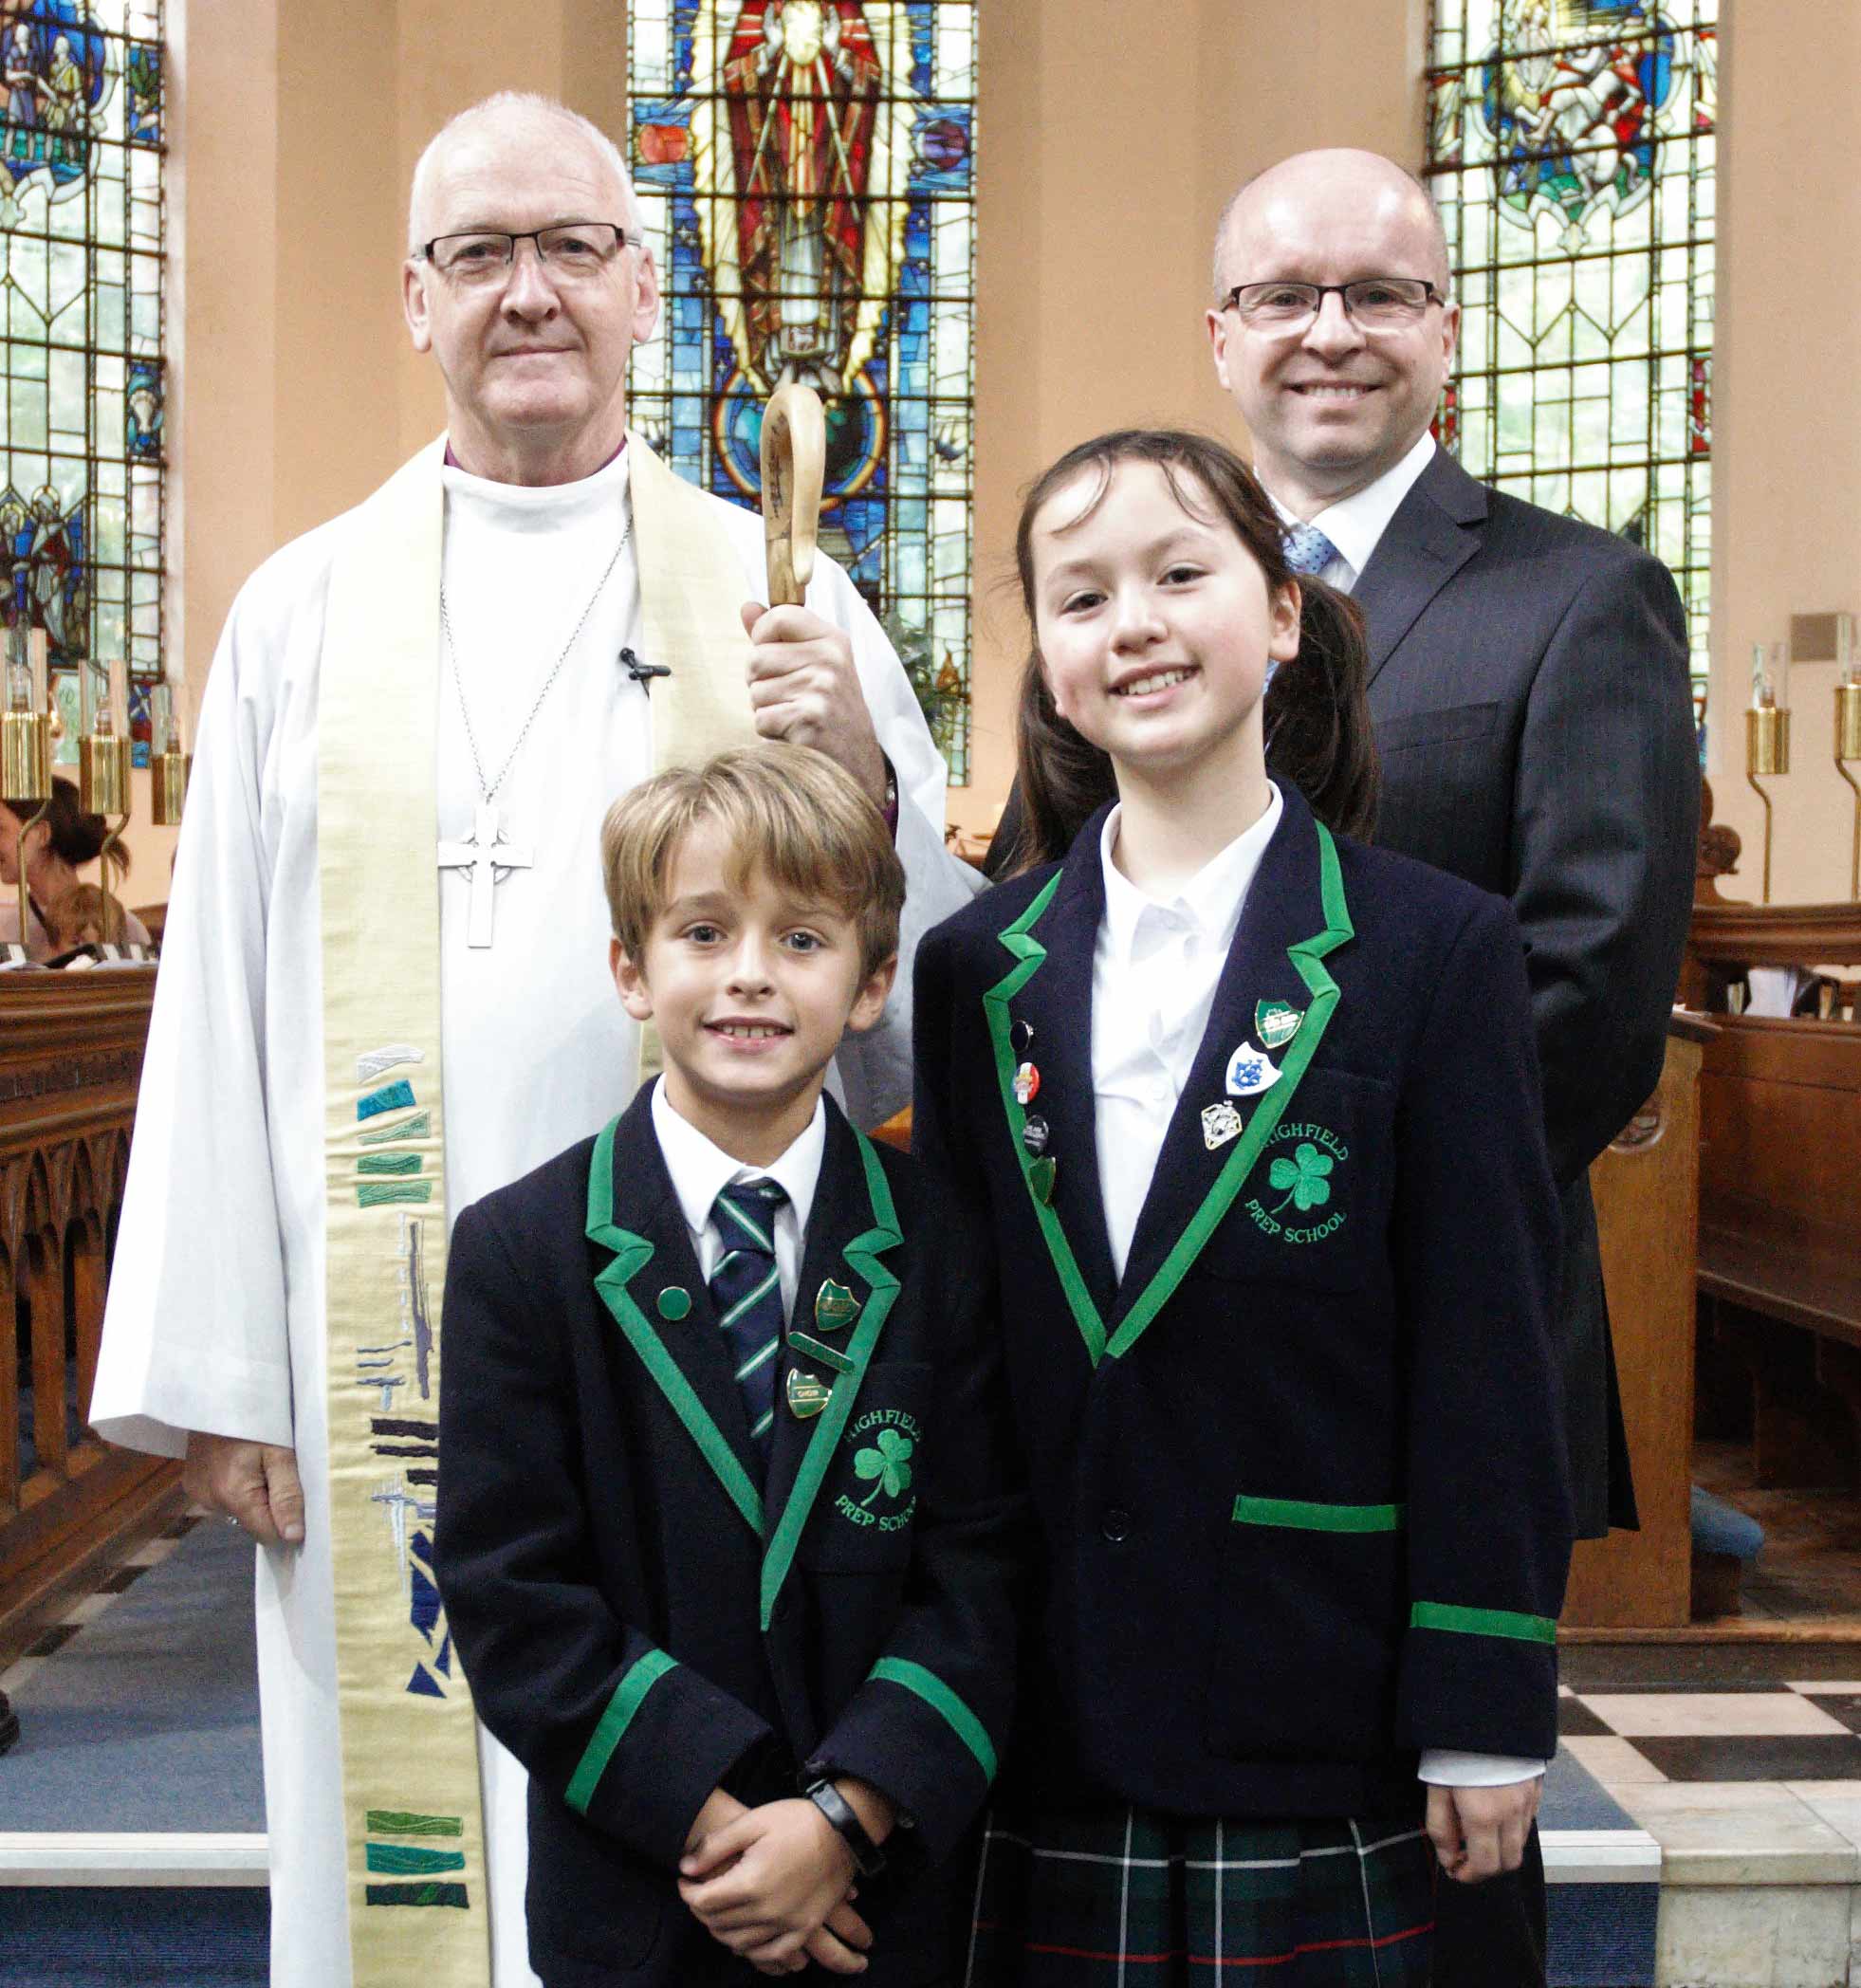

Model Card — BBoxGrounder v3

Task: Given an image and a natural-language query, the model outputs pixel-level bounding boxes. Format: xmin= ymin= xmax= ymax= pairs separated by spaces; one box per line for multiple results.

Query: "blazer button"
xmin=1102 ymin=1507 xmax=1132 ymax=1544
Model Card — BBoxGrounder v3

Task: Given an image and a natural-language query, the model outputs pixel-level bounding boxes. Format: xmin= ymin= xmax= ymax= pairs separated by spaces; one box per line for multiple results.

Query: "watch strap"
xmin=803 ymin=1776 xmax=886 ymax=1877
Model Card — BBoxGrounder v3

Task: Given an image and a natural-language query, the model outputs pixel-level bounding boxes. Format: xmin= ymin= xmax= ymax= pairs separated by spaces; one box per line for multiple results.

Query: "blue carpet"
xmin=0 ymin=1518 xmax=263 ymax=1832
xmin=0 ymin=1890 xmax=267 ymax=1986
xmin=1542 ymin=1741 xmax=1639 ymax=1831
xmin=1543 ymin=1742 xmax=1657 ymax=1988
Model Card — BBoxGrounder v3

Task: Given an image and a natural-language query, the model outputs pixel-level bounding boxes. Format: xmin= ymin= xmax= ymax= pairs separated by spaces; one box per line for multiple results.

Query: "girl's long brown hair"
xmin=997 ymin=429 xmax=1379 ymax=877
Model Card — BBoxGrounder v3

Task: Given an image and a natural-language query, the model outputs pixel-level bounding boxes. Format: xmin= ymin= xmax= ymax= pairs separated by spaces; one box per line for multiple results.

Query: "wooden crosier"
xmin=760 ymin=376 xmax=826 ymax=609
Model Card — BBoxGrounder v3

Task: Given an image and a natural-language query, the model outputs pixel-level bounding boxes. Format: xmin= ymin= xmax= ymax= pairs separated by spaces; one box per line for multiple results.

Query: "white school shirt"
xmin=1267 ymin=430 xmax=1438 ymax=594
xmin=652 ymin=1077 xmax=825 ymax=1323
xmin=1090 ymin=788 xmax=1542 ymax=1791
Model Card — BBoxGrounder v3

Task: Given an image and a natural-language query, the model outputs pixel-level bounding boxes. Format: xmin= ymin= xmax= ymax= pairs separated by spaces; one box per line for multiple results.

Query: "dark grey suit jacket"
xmin=1356 ymin=446 xmax=1698 ymax=1536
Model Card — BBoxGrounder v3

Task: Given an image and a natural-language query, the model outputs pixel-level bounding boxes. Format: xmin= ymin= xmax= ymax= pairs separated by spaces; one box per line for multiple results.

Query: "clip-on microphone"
xmin=620 ymin=647 xmax=672 ymax=693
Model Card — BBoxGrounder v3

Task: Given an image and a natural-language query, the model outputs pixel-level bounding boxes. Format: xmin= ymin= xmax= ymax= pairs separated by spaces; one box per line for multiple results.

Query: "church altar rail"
xmin=1696 ymin=1014 xmax=1861 ymax=1493
xmin=1561 ymin=1013 xmax=1713 ymax=1632
xmin=0 ymin=970 xmax=176 ymax=1646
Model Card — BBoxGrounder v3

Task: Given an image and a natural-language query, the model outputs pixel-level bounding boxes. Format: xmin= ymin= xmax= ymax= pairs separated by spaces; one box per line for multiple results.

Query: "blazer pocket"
xmin=1206 ymin=1495 xmax=1405 ymax=1764
xmin=1194 ymin=1069 xmax=1394 ymax=1294
xmin=1375 ymin=700 xmax=1500 ymax=754
xmin=797 ymin=1360 xmax=932 ymax=1574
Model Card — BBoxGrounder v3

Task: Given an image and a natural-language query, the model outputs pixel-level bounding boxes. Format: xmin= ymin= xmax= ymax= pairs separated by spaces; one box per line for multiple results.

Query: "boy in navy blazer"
xmin=437 ymin=744 xmax=1020 ymax=1987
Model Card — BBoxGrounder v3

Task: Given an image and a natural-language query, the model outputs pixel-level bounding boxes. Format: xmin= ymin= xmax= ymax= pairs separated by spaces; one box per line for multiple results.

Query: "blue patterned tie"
xmin=1282 ymin=520 xmax=1341 ymax=576
xmin=709 ymin=1179 xmax=789 ymax=1467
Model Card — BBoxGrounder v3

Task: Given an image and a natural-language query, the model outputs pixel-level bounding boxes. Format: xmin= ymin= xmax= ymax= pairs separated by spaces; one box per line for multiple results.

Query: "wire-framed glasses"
xmin=1223 ymin=278 xmax=1446 ymax=333
xmin=415 ymin=223 xmax=634 ymax=284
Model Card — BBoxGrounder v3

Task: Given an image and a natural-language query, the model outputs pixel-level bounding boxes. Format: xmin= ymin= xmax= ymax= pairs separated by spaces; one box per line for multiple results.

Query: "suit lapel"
xmin=1104 ymin=788 xmax=1354 ymax=1362
xmin=1352 ymin=449 xmax=1485 ymax=687
xmin=758 ymin=1108 xmax=903 ymax=1630
xmin=981 ymin=818 xmax=1120 ymax=1362
xmin=584 ymin=1092 xmax=765 ymax=1540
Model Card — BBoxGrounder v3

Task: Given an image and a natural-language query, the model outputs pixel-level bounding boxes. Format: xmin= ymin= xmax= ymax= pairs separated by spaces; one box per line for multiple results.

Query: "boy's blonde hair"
xmin=600 ymin=744 xmax=905 ymax=979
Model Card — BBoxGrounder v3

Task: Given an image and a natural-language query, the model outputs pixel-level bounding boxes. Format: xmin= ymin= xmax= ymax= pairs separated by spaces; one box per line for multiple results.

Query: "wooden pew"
xmin=1696 ymin=1014 xmax=1861 ymax=1486
xmin=0 ymin=970 xmax=175 ymax=1650
xmin=1563 ymin=1014 xmax=1714 ymax=1629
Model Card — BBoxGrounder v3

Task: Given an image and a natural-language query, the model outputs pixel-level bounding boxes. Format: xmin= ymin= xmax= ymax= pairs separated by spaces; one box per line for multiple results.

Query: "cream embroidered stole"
xmin=316 ymin=433 xmax=758 ymax=1984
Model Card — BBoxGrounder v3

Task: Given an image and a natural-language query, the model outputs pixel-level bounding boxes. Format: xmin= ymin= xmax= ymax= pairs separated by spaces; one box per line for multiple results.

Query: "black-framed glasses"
xmin=415 ymin=222 xmax=635 ymax=283
xmin=1223 ymin=278 xmax=1446 ymax=332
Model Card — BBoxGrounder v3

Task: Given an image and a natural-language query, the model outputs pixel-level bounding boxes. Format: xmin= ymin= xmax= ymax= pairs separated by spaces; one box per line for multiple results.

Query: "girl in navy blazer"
xmin=912 ymin=432 xmax=1574 ymax=1987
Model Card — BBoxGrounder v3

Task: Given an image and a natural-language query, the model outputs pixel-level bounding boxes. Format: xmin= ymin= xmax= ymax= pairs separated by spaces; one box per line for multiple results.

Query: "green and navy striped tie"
xmin=709 ymin=1179 xmax=789 ymax=1467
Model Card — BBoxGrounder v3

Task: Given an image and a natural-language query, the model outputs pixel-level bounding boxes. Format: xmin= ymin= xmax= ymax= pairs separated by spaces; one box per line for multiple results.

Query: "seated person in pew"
xmin=0 ymin=779 xmax=151 ymax=960
xmin=46 ymin=881 xmax=141 ymax=956
xmin=436 ymin=744 xmax=1021 ymax=1987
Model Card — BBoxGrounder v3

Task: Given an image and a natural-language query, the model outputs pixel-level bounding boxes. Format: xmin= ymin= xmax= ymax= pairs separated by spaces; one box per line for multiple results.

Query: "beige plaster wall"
xmin=156 ymin=0 xmax=1844 ymax=908
xmin=1704 ymin=0 xmax=1861 ymax=907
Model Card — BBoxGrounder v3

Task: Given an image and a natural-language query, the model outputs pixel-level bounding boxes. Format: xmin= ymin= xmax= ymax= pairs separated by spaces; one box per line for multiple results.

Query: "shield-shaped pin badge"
xmin=814 ymin=1279 xmax=860 ymax=1334
xmin=1255 ymin=1000 xmax=1303 ymax=1051
xmin=1225 ymin=1042 xmax=1281 ymax=1098
xmin=786 ymin=1369 xmax=833 ymax=1420
xmin=1201 ymin=1100 xmax=1244 ymax=1150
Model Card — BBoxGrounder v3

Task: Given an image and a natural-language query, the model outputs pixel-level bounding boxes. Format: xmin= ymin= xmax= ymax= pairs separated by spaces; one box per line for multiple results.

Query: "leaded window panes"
xmin=628 ymin=0 xmax=976 ymax=781
xmin=3 ymin=0 xmax=164 ymax=766
xmin=1426 ymin=0 xmax=1716 ymax=692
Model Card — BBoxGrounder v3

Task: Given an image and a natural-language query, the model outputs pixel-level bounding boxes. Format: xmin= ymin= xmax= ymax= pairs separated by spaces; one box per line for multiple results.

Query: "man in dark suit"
xmin=1203 ymin=145 xmax=1700 ymax=1985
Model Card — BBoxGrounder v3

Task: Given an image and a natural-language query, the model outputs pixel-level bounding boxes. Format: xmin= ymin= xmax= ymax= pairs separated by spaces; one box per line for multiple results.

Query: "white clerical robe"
xmin=90 ymin=443 xmax=982 ymax=1988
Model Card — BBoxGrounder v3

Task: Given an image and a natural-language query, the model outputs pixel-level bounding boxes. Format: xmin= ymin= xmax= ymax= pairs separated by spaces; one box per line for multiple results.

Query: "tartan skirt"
xmin=962 ymin=1798 xmax=1437 ymax=1986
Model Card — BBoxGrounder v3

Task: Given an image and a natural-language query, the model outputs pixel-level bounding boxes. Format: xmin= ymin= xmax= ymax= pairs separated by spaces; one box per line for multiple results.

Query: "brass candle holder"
xmin=79 ymin=658 xmax=132 ymax=947
xmin=148 ymin=681 xmax=190 ymax=827
xmin=4 ymin=628 xmax=53 ymax=953
xmin=1746 ymin=641 xmax=1791 ymax=905
xmin=1836 ymin=617 xmax=1861 ymax=902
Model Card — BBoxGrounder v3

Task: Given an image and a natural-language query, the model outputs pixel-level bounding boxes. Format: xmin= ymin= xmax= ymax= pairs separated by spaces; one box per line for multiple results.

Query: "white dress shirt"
xmin=1088 ymin=787 xmax=1543 ymax=1791
xmin=1269 ymin=431 xmax=1438 ymax=595
xmin=1091 ymin=786 xmax=1283 ymax=1280
xmin=652 ymin=1078 xmax=825 ymax=1324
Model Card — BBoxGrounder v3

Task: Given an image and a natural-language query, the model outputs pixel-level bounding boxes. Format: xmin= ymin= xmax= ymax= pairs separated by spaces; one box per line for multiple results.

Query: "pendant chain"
xmin=439 ymin=509 xmax=635 ymax=807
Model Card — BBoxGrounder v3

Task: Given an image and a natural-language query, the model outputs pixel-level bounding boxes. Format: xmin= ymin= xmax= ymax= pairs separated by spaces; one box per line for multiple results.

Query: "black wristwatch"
xmin=802 ymin=1776 xmax=887 ymax=1878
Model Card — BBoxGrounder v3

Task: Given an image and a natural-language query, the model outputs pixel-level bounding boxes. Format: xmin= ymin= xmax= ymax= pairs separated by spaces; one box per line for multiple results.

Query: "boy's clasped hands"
xmin=679 ymin=1777 xmax=897 ymax=1976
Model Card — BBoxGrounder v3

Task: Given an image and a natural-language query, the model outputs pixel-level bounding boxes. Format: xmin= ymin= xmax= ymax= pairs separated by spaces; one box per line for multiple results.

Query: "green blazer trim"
xmin=984 ymin=822 xmax=1354 ymax=1368
xmin=867 ymin=1656 xmax=998 ymax=1783
xmin=565 ymin=1647 xmax=679 ymax=1815
xmin=759 ymin=1130 xmax=902 ymax=1631
xmin=584 ymin=1115 xmax=904 ymax=1633
xmin=586 ymin=1125 xmax=765 ymax=1538
xmin=1232 ymin=1495 xmax=1406 ymax=1534
xmin=1410 ymin=1601 xmax=1557 ymax=1647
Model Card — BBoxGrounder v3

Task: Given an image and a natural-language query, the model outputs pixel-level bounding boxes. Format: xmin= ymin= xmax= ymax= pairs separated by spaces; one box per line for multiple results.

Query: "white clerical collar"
xmin=439 ymin=437 xmax=634 ymax=526
xmin=652 ymin=1077 xmax=826 ymax=1242
xmin=1098 ymin=782 xmax=1283 ymax=967
xmin=1267 ymin=431 xmax=1436 ymax=581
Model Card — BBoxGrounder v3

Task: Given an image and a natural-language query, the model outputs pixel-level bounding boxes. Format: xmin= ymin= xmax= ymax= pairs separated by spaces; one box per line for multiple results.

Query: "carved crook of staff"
xmin=760 ymin=373 xmax=826 ymax=609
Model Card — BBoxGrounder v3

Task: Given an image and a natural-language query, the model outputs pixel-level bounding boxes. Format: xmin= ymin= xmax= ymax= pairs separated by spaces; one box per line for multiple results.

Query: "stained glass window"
xmin=1425 ymin=0 xmax=1716 ymax=691
xmin=2 ymin=0 xmax=164 ymax=766
xmin=628 ymin=0 xmax=976 ymax=781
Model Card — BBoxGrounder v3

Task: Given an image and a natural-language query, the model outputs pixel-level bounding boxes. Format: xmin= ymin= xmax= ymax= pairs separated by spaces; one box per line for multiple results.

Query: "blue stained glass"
xmin=1426 ymin=0 xmax=1715 ymax=697
xmin=2 ymin=0 xmax=165 ymax=690
xmin=629 ymin=0 xmax=975 ymax=779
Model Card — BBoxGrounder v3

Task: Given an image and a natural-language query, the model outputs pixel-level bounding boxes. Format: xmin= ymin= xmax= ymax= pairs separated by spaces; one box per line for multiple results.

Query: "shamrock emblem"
xmin=854 ymin=1427 xmax=915 ymax=1507
xmin=1268 ymin=1141 xmax=1334 ymax=1213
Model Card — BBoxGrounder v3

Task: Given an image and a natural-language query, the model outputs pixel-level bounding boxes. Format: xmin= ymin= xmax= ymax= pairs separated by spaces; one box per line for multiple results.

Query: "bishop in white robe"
xmin=91 ymin=93 xmax=981 ymax=1988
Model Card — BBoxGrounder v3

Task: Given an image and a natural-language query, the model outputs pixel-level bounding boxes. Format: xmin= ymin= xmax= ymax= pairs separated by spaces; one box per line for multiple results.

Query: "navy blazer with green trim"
xmin=435 ymin=1088 xmax=1022 ymax=1988
xmin=912 ymin=784 xmax=1575 ymax=1823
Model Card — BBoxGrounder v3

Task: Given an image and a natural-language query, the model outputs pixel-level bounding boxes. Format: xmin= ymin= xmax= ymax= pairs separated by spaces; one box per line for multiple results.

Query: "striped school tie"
xmin=709 ymin=1179 xmax=789 ymax=1466
xmin=1282 ymin=520 xmax=1341 ymax=576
